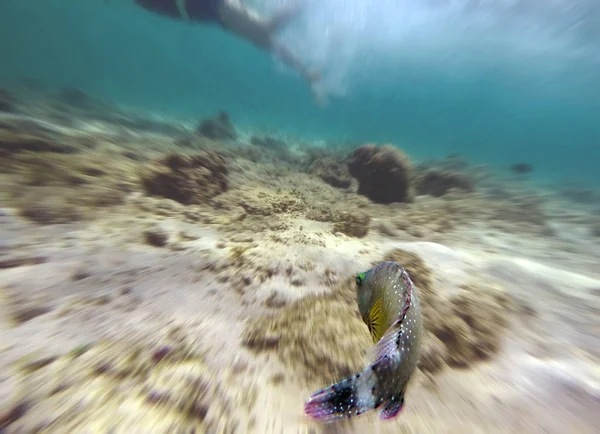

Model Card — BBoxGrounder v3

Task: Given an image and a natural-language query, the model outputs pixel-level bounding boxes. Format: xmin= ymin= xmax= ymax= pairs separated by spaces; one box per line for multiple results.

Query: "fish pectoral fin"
xmin=364 ymin=317 xmax=404 ymax=366
xmin=368 ymin=297 xmax=385 ymax=343
xmin=379 ymin=393 xmax=405 ymax=420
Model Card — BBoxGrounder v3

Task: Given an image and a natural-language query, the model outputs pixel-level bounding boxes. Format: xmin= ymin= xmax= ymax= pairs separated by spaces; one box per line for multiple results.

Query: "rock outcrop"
xmin=347 ymin=144 xmax=413 ymax=204
xmin=141 ymin=151 xmax=228 ymax=205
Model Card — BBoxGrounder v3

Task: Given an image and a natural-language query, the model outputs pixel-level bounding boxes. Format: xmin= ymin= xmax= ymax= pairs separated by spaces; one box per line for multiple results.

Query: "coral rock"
xmin=311 ymin=157 xmax=352 ymax=189
xmin=333 ymin=211 xmax=370 ymax=238
xmin=197 ymin=111 xmax=236 ymax=141
xmin=434 ymin=315 xmax=476 ymax=367
xmin=347 ymin=144 xmax=413 ymax=204
xmin=141 ymin=151 xmax=228 ymax=205
xmin=143 ymin=224 xmax=169 ymax=247
xmin=383 ymin=249 xmax=509 ymax=369
xmin=241 ymin=277 xmax=371 ymax=388
xmin=414 ymin=169 xmax=474 ymax=197
xmin=449 ymin=287 xmax=509 ymax=359
xmin=418 ymin=333 xmax=447 ymax=374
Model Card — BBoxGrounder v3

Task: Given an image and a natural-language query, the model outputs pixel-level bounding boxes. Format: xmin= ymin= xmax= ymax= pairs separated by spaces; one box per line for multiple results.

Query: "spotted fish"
xmin=304 ymin=261 xmax=423 ymax=423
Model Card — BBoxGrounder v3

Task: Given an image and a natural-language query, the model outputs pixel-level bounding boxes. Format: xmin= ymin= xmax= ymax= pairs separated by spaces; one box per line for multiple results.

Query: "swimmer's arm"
xmin=221 ymin=0 xmax=261 ymax=21
xmin=222 ymin=0 xmax=248 ymax=10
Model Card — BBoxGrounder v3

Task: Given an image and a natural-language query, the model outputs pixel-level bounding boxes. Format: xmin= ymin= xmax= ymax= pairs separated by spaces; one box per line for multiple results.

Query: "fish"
xmin=510 ymin=162 xmax=533 ymax=175
xmin=304 ymin=261 xmax=423 ymax=423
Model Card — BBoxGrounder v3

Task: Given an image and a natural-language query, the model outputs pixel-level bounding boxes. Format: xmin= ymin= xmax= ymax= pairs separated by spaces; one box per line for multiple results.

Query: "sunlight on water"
xmin=267 ymin=0 xmax=600 ymax=94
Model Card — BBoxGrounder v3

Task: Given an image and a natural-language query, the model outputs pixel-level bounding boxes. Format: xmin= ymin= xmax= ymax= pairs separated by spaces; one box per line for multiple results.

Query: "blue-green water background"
xmin=1 ymin=0 xmax=599 ymax=186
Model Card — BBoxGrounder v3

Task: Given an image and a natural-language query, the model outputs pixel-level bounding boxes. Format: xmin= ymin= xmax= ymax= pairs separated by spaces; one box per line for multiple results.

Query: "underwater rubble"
xmin=0 ymin=91 xmax=599 ymax=434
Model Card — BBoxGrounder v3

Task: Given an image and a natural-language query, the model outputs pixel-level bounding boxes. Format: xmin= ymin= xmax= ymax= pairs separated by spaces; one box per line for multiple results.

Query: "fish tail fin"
xmin=305 ymin=318 xmax=407 ymax=423
xmin=304 ymin=368 xmax=378 ymax=423
xmin=379 ymin=393 xmax=405 ymax=420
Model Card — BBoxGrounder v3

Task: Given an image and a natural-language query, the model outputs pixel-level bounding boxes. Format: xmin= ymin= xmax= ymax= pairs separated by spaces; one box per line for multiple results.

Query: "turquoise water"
xmin=1 ymin=0 xmax=599 ymax=186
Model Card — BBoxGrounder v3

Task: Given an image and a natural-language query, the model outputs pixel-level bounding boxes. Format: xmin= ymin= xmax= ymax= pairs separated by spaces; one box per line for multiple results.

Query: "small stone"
xmin=269 ymin=373 xmax=285 ymax=385
xmin=10 ymin=300 xmax=52 ymax=325
xmin=0 ymin=254 xmax=47 ymax=269
xmin=92 ymin=294 xmax=111 ymax=305
xmin=178 ymin=230 xmax=198 ymax=241
xmin=72 ymin=267 xmax=92 ymax=281
xmin=118 ymin=286 xmax=133 ymax=296
xmin=143 ymin=225 xmax=169 ymax=247
xmin=168 ymin=242 xmax=186 ymax=251
xmin=290 ymin=277 xmax=305 ymax=286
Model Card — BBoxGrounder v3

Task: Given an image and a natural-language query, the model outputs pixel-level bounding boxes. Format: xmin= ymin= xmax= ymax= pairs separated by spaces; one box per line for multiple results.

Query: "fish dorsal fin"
xmin=368 ymin=297 xmax=385 ymax=343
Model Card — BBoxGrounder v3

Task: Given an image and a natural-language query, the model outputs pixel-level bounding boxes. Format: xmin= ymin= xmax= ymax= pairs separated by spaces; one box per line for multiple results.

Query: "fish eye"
xmin=356 ymin=273 xmax=365 ymax=286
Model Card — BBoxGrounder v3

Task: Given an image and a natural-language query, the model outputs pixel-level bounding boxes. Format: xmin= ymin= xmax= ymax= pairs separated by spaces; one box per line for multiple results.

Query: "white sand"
xmin=1 ymin=205 xmax=599 ymax=433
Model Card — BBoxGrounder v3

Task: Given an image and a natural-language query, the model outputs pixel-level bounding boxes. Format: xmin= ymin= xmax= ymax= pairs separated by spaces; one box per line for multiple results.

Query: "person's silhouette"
xmin=133 ymin=0 xmax=322 ymax=99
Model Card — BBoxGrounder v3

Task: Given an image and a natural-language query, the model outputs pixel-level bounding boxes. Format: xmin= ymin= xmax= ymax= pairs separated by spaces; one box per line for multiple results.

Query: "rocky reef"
xmin=1 ymin=91 xmax=597 ymax=434
xmin=141 ymin=151 xmax=229 ymax=205
xmin=197 ymin=111 xmax=237 ymax=141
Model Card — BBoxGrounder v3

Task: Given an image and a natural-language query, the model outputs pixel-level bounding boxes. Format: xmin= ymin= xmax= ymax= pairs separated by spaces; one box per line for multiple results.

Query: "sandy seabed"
xmin=0 ymin=88 xmax=599 ymax=433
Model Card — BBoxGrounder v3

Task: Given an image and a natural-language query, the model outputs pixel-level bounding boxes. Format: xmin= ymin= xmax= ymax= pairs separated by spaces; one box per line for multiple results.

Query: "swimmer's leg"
xmin=266 ymin=1 xmax=305 ymax=34
xmin=272 ymin=40 xmax=319 ymax=83
xmin=271 ymin=40 xmax=326 ymax=105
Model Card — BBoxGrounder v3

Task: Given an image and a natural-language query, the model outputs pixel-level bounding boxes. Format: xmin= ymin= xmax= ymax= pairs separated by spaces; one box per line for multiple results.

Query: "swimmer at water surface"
xmin=129 ymin=0 xmax=321 ymax=100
